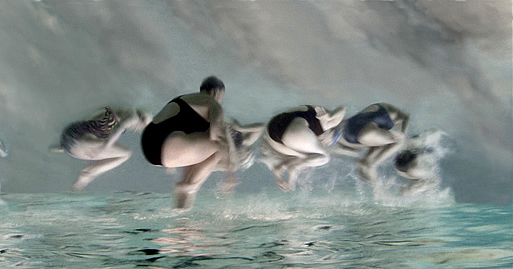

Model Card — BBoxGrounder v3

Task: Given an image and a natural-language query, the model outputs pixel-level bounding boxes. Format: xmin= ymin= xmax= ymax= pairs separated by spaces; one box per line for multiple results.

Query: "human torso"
xmin=267 ymin=105 xmax=324 ymax=144
xmin=61 ymin=107 xmax=119 ymax=151
xmin=342 ymin=104 xmax=394 ymax=144
xmin=140 ymin=96 xmax=210 ymax=165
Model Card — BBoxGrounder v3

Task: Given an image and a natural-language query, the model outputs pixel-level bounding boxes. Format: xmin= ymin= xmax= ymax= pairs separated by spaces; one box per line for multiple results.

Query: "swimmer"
xmin=260 ymin=105 xmax=347 ymax=191
xmin=51 ymin=106 xmax=152 ymax=191
xmin=216 ymin=120 xmax=265 ymax=192
xmin=141 ymin=76 xmax=263 ymax=209
xmin=394 ymin=129 xmax=448 ymax=195
xmin=332 ymin=103 xmax=409 ymax=186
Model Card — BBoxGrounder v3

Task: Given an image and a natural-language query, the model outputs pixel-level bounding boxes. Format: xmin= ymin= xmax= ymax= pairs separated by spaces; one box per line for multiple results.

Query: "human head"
xmin=200 ymin=76 xmax=225 ymax=103
xmin=394 ymin=128 xmax=448 ymax=179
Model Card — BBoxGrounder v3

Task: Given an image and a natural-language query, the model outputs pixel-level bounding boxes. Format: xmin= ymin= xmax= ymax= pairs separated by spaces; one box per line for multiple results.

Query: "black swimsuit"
xmin=267 ymin=106 xmax=324 ymax=144
xmin=141 ymin=97 xmax=210 ymax=165
xmin=343 ymin=104 xmax=394 ymax=144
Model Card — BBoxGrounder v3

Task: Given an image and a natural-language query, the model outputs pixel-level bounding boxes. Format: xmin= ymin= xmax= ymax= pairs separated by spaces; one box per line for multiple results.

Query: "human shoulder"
xmin=179 ymin=93 xmax=217 ymax=105
xmin=285 ymin=105 xmax=309 ymax=113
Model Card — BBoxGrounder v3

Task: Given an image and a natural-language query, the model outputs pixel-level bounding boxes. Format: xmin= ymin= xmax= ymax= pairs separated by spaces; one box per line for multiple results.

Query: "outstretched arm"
xmin=229 ymin=120 xmax=265 ymax=146
xmin=103 ymin=109 xmax=140 ymax=149
xmin=316 ymin=106 xmax=347 ymax=131
xmin=104 ymin=125 xmax=126 ymax=149
xmin=380 ymin=103 xmax=409 ymax=133
xmin=207 ymin=101 xmax=225 ymax=142
xmin=399 ymin=112 xmax=410 ymax=133
xmin=231 ymin=121 xmax=265 ymax=132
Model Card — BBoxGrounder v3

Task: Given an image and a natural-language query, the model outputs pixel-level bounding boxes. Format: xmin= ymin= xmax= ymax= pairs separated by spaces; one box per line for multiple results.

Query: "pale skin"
xmin=216 ymin=120 xmax=265 ymax=172
xmin=212 ymin=120 xmax=266 ymax=193
xmin=262 ymin=105 xmax=347 ymax=191
xmin=332 ymin=103 xmax=410 ymax=185
xmin=51 ymin=107 xmax=152 ymax=191
xmin=169 ymin=122 xmax=265 ymax=204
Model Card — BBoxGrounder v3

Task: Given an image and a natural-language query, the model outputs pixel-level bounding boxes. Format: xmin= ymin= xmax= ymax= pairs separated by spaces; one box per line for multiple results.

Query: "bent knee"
xmin=121 ymin=150 xmax=132 ymax=160
xmin=316 ymin=153 xmax=330 ymax=165
xmin=306 ymin=153 xmax=329 ymax=167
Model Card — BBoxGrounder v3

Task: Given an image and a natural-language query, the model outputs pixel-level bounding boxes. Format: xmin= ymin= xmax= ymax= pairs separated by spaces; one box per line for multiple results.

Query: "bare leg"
xmin=272 ymin=156 xmax=298 ymax=191
xmin=278 ymin=118 xmax=330 ymax=190
xmin=355 ymin=122 xmax=406 ymax=185
xmin=71 ymin=143 xmax=131 ymax=191
xmin=357 ymin=123 xmax=399 ymax=147
xmin=357 ymin=141 xmax=404 ymax=185
xmin=160 ymin=131 xmax=227 ymax=209
xmin=161 ymin=132 xmax=220 ymax=168
xmin=274 ymin=152 xmax=329 ymax=191
xmin=329 ymin=143 xmax=360 ymax=157
xmin=174 ymin=152 xmax=223 ymax=210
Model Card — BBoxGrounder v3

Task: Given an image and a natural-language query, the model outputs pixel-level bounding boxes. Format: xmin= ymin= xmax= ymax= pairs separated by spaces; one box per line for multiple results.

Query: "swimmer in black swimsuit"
xmin=332 ymin=103 xmax=409 ymax=186
xmin=141 ymin=76 xmax=265 ymax=210
xmin=261 ymin=105 xmax=347 ymax=191
xmin=51 ymin=107 xmax=152 ymax=191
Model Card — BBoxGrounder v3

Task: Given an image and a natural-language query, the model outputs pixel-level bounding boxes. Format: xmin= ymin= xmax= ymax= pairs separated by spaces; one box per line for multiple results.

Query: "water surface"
xmin=1 ymin=189 xmax=511 ymax=268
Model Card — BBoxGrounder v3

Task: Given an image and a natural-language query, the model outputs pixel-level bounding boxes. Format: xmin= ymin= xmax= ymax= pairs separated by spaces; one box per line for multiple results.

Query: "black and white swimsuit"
xmin=60 ymin=107 xmax=119 ymax=152
xmin=267 ymin=106 xmax=324 ymax=144
xmin=141 ymin=96 xmax=210 ymax=166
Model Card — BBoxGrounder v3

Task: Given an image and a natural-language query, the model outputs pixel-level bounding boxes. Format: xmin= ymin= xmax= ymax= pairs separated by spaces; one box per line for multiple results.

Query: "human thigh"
xmin=281 ymin=118 xmax=325 ymax=155
xmin=160 ymin=131 xmax=220 ymax=167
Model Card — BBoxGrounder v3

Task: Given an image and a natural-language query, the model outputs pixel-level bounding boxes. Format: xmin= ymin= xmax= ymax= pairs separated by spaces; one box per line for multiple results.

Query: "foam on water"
xmin=0 ymin=190 xmax=511 ymax=268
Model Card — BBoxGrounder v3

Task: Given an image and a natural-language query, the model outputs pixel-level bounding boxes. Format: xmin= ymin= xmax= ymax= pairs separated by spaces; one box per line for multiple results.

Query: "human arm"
xmin=181 ymin=94 xmax=226 ymax=142
xmin=103 ymin=108 xmax=149 ymax=149
xmin=316 ymin=106 xmax=347 ymax=131
xmin=379 ymin=103 xmax=409 ymax=134
xmin=399 ymin=111 xmax=409 ymax=133
xmin=103 ymin=123 xmax=128 ymax=149
xmin=229 ymin=120 xmax=265 ymax=146
xmin=208 ymin=101 xmax=225 ymax=142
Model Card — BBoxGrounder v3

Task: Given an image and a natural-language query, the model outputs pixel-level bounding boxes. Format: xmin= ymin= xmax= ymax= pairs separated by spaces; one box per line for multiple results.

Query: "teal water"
xmin=0 ymin=189 xmax=511 ymax=268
